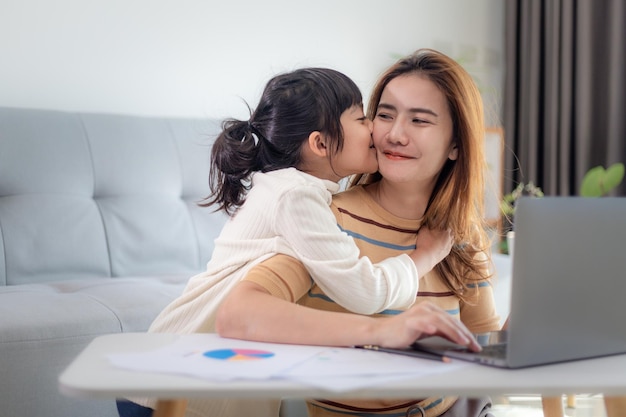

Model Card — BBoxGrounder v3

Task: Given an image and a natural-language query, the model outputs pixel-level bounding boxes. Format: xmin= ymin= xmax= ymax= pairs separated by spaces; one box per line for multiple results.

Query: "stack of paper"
xmin=108 ymin=334 xmax=467 ymax=392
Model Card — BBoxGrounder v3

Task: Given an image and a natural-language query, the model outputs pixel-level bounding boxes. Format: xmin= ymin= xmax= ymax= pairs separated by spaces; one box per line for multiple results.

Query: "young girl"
xmin=145 ymin=67 xmax=451 ymax=336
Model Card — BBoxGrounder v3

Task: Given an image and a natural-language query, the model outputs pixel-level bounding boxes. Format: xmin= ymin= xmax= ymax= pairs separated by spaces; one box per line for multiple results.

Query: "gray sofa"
xmin=0 ymin=107 xmax=229 ymax=417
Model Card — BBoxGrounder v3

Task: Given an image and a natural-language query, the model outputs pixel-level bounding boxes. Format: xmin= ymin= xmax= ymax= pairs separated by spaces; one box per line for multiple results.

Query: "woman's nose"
xmin=387 ymin=120 xmax=409 ymax=145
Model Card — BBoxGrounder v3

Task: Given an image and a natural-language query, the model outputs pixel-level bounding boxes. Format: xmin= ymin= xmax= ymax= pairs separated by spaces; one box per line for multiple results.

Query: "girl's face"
xmin=331 ymin=105 xmax=378 ymax=178
xmin=372 ymin=74 xmax=458 ymax=187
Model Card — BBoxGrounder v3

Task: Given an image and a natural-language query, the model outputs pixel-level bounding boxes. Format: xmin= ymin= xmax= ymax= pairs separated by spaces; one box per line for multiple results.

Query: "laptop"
xmin=408 ymin=196 xmax=626 ymax=368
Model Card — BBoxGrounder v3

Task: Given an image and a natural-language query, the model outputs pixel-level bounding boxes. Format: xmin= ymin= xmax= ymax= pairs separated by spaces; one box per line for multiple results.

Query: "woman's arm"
xmin=459 ymin=252 xmax=503 ymax=333
xmin=216 ymin=255 xmax=480 ymax=350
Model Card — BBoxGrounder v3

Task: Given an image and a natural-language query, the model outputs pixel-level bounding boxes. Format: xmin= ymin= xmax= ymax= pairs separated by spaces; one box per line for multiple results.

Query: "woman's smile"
xmin=381 ymin=149 xmax=414 ymax=160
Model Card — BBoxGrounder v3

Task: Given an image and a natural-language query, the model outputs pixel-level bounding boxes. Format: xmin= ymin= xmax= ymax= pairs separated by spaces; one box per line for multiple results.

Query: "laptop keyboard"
xmin=476 ymin=343 xmax=507 ymax=359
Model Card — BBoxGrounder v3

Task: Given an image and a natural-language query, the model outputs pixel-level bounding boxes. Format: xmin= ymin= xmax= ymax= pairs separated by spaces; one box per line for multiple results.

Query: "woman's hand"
xmin=371 ymin=301 xmax=481 ymax=352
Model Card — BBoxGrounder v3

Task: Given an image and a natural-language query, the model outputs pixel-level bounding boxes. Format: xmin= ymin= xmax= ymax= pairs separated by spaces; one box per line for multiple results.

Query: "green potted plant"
xmin=500 ymin=182 xmax=544 ymax=254
xmin=500 ymin=181 xmax=545 ymax=220
xmin=579 ymin=162 xmax=624 ymax=197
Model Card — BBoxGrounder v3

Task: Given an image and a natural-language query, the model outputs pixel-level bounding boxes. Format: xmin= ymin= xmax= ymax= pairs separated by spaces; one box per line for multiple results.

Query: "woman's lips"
xmin=382 ymin=150 xmax=413 ymax=160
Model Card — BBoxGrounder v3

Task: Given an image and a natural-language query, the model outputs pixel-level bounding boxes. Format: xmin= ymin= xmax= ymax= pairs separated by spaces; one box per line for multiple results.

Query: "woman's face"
xmin=372 ymin=73 xmax=458 ymax=186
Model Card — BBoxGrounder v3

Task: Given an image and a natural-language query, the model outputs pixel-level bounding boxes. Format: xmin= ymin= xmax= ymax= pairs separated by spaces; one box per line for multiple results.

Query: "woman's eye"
xmin=377 ymin=113 xmax=392 ymax=120
xmin=413 ymin=118 xmax=429 ymax=124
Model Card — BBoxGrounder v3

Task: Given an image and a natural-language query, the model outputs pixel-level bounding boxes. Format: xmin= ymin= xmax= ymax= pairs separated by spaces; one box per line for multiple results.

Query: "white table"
xmin=59 ymin=333 xmax=626 ymax=417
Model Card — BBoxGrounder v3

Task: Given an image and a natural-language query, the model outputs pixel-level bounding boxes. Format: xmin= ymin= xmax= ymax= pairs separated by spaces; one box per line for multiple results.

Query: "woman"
xmin=218 ymin=48 xmax=500 ymax=417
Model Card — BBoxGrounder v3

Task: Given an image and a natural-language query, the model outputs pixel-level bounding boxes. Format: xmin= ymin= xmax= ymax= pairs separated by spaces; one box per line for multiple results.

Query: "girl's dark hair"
xmin=202 ymin=67 xmax=362 ymax=215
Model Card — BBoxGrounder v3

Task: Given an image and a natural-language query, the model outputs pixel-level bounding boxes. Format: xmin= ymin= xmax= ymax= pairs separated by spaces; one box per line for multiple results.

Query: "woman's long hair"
xmin=203 ymin=67 xmax=363 ymax=215
xmin=353 ymin=49 xmax=491 ymax=300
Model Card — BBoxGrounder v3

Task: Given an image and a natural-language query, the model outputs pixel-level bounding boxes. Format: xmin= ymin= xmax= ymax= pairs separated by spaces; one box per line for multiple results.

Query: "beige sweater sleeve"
xmin=459 ymin=252 xmax=502 ymax=333
xmin=242 ymin=254 xmax=313 ymax=302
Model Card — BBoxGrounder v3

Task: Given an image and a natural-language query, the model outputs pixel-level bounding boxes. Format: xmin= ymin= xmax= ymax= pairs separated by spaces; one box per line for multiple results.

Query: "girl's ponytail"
xmin=201 ymin=119 xmax=262 ymax=215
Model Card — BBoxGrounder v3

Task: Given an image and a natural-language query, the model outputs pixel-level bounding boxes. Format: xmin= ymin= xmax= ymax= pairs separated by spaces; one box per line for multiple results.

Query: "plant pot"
xmin=506 ymin=231 xmax=515 ymax=258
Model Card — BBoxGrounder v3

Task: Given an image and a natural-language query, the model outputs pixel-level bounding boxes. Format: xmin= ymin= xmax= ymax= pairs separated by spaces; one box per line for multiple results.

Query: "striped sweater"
xmin=297 ymin=185 xmax=501 ymax=417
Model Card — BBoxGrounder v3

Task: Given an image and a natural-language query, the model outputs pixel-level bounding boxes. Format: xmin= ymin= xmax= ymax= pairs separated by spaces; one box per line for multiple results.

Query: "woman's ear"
xmin=448 ymin=141 xmax=459 ymax=161
xmin=307 ymin=131 xmax=328 ymax=157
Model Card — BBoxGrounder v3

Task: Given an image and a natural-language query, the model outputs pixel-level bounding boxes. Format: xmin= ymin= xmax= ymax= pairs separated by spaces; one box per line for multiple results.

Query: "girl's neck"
xmin=367 ymin=180 xmax=432 ymax=220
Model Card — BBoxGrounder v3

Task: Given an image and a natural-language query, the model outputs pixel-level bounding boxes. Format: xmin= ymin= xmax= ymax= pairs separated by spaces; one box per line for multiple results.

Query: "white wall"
xmin=0 ymin=0 xmax=504 ymax=123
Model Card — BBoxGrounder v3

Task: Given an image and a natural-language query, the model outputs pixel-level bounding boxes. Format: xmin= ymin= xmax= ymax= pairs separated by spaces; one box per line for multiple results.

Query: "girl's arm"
xmin=275 ymin=184 xmax=451 ymax=315
xmin=216 ymin=254 xmax=480 ymax=351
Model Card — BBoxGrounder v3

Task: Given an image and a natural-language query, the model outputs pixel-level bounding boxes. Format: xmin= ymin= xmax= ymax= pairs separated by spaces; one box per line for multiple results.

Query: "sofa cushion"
xmin=0 ymin=276 xmax=188 ymax=343
xmin=0 ymin=107 xmax=228 ymax=286
xmin=0 ymin=194 xmax=111 ymax=285
xmin=0 ymin=275 xmax=189 ymax=417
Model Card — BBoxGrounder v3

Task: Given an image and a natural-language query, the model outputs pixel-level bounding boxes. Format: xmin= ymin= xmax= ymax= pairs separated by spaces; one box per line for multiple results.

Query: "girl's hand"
xmin=411 ymin=227 xmax=454 ymax=277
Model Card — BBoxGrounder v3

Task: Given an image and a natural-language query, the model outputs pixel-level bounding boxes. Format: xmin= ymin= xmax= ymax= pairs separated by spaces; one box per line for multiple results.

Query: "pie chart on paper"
xmin=203 ymin=348 xmax=275 ymax=361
